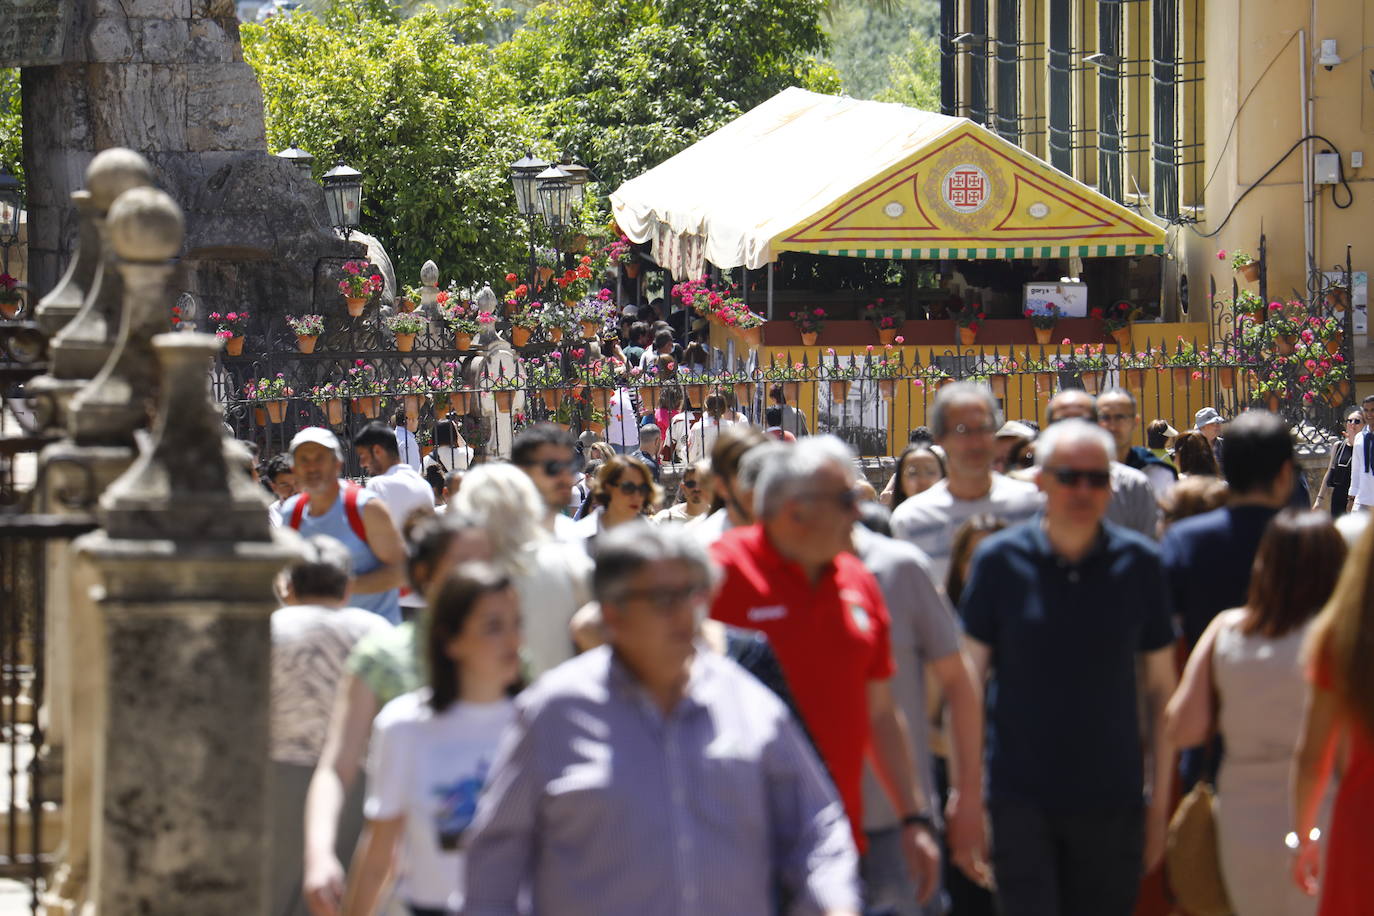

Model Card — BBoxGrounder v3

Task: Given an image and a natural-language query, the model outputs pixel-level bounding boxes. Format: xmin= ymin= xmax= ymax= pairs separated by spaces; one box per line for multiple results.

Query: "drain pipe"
xmin=1301 ymin=28 xmax=1315 ymax=282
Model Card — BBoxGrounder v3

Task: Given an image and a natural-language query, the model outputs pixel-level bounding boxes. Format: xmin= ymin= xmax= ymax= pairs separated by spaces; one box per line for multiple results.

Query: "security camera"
xmin=1318 ymin=39 xmax=1341 ymax=71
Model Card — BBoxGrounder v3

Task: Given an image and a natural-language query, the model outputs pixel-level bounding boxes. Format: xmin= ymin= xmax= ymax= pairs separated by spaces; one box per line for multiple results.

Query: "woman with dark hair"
xmin=1166 ymin=510 xmax=1347 ymax=916
xmin=945 ymin=514 xmax=1008 ymax=606
xmin=687 ymin=392 xmax=736 ymax=462
xmin=1291 ymin=517 xmax=1374 ymax=912
xmin=341 ymin=563 xmax=521 ymax=916
xmin=888 ymin=444 xmax=947 ymax=511
xmin=571 ymin=454 xmax=662 ymax=541
xmin=1174 ymin=429 xmax=1221 ymax=478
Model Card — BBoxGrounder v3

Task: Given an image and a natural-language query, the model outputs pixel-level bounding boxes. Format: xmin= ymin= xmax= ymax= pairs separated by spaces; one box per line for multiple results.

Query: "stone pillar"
xmin=35 ymin=150 xmax=157 ymax=916
xmin=73 ymin=186 xmax=294 ymax=915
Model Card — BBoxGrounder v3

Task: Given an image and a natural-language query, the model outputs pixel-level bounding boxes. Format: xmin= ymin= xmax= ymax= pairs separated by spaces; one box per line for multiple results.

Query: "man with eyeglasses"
xmin=1045 ymin=389 xmax=1159 ymax=538
xmin=891 ymin=382 xmax=1041 ymax=584
xmin=1343 ymin=394 xmax=1374 ymax=513
xmin=653 ymin=459 xmax=712 ymax=524
xmin=464 ymin=523 xmax=863 ymax=916
xmin=1097 ymin=389 xmax=1178 ymax=502
xmin=960 ymin=420 xmax=1178 ymax=916
xmin=511 ymin=422 xmax=579 ymax=540
xmin=710 ymin=437 xmax=943 ymax=910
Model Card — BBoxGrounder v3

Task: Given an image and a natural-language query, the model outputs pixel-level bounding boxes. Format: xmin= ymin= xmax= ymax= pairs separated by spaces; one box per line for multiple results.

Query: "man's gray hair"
xmin=1097 ymin=387 xmax=1137 ymax=409
xmin=288 ymin=535 xmax=354 ymax=600
xmin=592 ymin=521 xmax=720 ymax=603
xmin=929 ymin=382 xmax=1003 ymax=440
xmin=1034 ymin=419 xmax=1116 ymax=468
xmin=737 ymin=441 xmax=791 ymax=492
xmin=754 ymin=435 xmax=856 ymax=520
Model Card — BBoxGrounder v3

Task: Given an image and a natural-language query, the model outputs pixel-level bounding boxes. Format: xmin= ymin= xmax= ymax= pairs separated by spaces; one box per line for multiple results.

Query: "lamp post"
xmin=0 ymin=164 xmax=22 ymax=278
xmin=321 ymin=159 xmax=363 ymax=241
xmin=558 ymin=152 xmax=590 ymax=207
xmin=509 ymin=152 xmax=549 ymax=287
xmin=276 ymin=143 xmax=315 ymax=176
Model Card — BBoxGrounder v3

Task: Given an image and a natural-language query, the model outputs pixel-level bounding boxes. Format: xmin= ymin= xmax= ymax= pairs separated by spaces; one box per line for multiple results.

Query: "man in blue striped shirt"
xmin=462 ymin=523 xmax=861 ymax=915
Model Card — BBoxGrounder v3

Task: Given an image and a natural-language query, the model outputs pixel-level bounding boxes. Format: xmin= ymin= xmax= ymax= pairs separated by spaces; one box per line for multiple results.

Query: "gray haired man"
xmin=463 ymin=523 xmax=862 ymax=916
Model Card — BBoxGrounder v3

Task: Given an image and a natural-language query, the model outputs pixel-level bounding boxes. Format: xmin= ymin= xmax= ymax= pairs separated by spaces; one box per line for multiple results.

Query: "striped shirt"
xmin=461 ymin=646 xmax=860 ymax=915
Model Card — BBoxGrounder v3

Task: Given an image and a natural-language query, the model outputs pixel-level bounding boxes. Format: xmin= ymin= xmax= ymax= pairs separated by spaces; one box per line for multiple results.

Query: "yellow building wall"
xmin=1188 ymin=0 xmax=1374 ymax=339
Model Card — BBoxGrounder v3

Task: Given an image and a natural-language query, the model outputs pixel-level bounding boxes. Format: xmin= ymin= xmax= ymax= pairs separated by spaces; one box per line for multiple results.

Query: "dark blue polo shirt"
xmin=961 ymin=518 xmax=1175 ymax=810
xmin=1159 ymin=504 xmax=1278 ymax=646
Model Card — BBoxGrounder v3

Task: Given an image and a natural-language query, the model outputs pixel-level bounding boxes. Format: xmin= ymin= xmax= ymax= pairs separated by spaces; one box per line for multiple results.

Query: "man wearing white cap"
xmin=1194 ymin=407 xmax=1225 ymax=469
xmin=281 ymin=427 xmax=408 ymax=624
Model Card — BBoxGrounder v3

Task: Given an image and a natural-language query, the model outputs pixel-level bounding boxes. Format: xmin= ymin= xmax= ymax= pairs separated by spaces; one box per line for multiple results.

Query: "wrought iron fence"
xmin=217 ymin=296 xmax=1351 ymax=469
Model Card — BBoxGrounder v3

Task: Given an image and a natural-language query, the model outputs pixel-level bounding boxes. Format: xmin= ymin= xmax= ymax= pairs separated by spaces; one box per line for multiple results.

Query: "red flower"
xmin=505 ymin=273 xmax=518 ymax=283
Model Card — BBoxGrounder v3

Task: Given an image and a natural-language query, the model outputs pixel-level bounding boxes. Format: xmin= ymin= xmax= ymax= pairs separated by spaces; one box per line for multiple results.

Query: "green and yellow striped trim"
xmin=800 ymin=244 xmax=1164 ymax=259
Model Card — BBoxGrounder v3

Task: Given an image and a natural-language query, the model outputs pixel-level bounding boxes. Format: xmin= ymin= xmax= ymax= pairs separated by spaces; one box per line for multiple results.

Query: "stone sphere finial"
xmin=87 ymin=148 xmax=155 ymax=211
xmin=107 ymin=188 xmax=185 ymax=262
xmin=420 ymin=260 xmax=439 ymax=286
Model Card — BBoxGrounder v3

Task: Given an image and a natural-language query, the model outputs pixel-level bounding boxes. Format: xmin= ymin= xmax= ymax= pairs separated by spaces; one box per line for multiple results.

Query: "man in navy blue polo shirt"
xmin=960 ymin=420 xmax=1177 ymax=916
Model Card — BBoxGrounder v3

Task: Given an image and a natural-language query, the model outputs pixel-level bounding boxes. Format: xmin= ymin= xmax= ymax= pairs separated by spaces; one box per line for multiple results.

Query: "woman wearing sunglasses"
xmin=1314 ymin=410 xmax=1361 ymax=517
xmin=571 ymin=455 xmax=663 ymax=544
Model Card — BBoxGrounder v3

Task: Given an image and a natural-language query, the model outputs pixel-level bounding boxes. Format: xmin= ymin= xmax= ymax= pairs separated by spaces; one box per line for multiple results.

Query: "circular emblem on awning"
xmin=1028 ymin=201 xmax=1050 ymax=219
xmin=942 ymin=165 xmax=991 ymax=213
xmin=883 ymin=201 xmax=906 ymax=219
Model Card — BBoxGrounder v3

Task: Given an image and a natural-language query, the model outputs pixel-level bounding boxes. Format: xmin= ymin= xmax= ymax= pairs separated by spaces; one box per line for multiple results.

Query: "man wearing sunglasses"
xmin=1045 ymin=390 xmax=1159 ymax=538
xmin=653 ymin=460 xmax=712 ymax=524
xmin=511 ymin=423 xmax=579 ymax=540
xmin=960 ymin=420 xmax=1178 ymax=916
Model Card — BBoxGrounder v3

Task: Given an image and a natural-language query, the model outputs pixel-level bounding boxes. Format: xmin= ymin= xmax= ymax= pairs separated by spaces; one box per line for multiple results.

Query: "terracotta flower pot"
xmin=781 ymin=381 xmax=800 ymax=403
xmin=586 ymin=419 xmax=606 ymax=434
xmin=686 ymin=383 xmax=709 ymax=404
xmin=1110 ymin=326 xmax=1131 ymax=349
xmin=225 ymin=335 xmax=245 ymax=356
xmin=877 ymin=328 xmax=897 ymax=345
xmin=399 ymin=298 xmax=417 ymax=313
xmin=541 ymin=389 xmax=561 ymax=411
xmin=493 ymin=390 xmax=516 ymax=412
xmin=1033 ymin=327 xmax=1053 ymax=345
xmin=1327 ymin=289 xmax=1349 ymax=312
xmin=1238 ymin=262 xmax=1260 ymax=283
xmin=1035 ymin=372 xmax=1055 ymax=394
xmin=512 ymin=326 xmax=533 ymax=347
xmin=1172 ymin=368 xmax=1191 ymax=385
xmin=537 ymin=266 xmax=554 ymax=284
xmin=297 ymin=334 xmax=318 ymax=354
xmin=988 ymin=374 xmax=1008 ymax=398
xmin=449 ymin=391 xmax=474 ymax=415
xmin=590 ymin=388 xmax=612 ymax=411
xmin=0 ymin=300 xmax=20 ymax=319
xmin=454 ymin=332 xmax=472 ymax=351
xmin=420 ymin=445 xmax=433 ymax=459
xmin=1326 ymin=334 xmax=1343 ymax=355
xmin=828 ymin=380 xmax=850 ymax=403
xmin=800 ymin=331 xmax=818 ymax=347
xmin=402 ymin=394 xmax=423 ymax=420
xmin=345 ymin=296 xmax=368 ymax=317
xmin=878 ymin=378 xmax=897 ymax=400
xmin=733 ymin=383 xmax=754 ymax=405
xmin=352 ymin=396 xmax=381 ymax=418
xmin=395 ymin=333 xmax=416 ymax=352
xmin=548 ymin=326 xmax=564 ymax=343
xmin=322 ymin=398 xmax=345 ymax=425
xmin=1274 ymin=335 xmax=1297 ymax=356
xmin=1265 ymin=393 xmax=1282 ymax=412
xmin=1080 ymin=371 xmax=1104 ymax=394
xmin=624 ymin=261 xmax=641 ymax=279
xmin=253 ymin=407 xmax=266 ymax=426
xmin=580 ymin=320 xmax=600 ymax=340
xmin=1216 ymin=368 xmax=1236 ymax=388
xmin=265 ymin=400 xmax=289 ymax=424
xmin=1327 ymin=389 xmax=1345 ymax=407
xmin=958 ymin=326 xmax=977 ymax=346
xmin=1123 ymin=369 xmax=1146 ymax=388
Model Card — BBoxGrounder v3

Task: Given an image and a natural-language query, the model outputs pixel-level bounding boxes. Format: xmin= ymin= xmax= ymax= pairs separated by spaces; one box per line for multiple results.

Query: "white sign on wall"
xmin=1023 ymin=281 xmax=1089 ymax=318
xmin=1323 ymin=270 xmax=1367 ymax=336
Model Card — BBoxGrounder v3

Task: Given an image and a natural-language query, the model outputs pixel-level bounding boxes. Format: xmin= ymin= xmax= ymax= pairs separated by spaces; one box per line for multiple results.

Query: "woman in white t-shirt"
xmin=686 ymin=393 xmax=736 ymax=463
xmin=341 ymin=563 xmax=521 ymax=916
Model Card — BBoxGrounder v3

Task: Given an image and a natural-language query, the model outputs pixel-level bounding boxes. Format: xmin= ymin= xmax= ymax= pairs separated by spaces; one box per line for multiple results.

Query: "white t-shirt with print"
xmin=366 ymin=690 xmax=515 ymax=910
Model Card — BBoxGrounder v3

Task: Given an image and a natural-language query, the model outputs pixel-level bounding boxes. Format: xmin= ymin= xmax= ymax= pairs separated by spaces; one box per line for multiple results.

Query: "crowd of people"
xmin=251 ymin=378 xmax=1373 ymax=916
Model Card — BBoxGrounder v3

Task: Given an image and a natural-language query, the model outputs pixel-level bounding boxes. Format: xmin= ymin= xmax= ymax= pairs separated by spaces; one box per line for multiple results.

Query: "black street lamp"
xmin=276 ymin=142 xmax=315 ymax=176
xmin=558 ymin=152 xmax=590 ymax=207
xmin=322 ymin=159 xmax=363 ymax=240
xmin=509 ymin=151 xmax=549 ymax=220
xmin=0 ymin=165 xmax=23 ymax=277
xmin=536 ymin=163 xmax=573 ymax=229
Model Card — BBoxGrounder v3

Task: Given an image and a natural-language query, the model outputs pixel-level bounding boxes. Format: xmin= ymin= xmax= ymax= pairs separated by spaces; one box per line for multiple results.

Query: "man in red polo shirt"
xmin=710 ymin=436 xmax=942 ymax=907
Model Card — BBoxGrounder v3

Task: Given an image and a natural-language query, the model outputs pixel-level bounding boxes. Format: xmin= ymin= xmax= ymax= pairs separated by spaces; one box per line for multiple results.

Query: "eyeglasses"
xmin=681 ymin=478 xmax=700 ymax=489
xmin=616 ymin=481 xmax=652 ymax=498
xmin=1048 ymin=467 xmax=1112 ymax=490
xmin=948 ymin=422 xmax=996 ymax=436
xmin=801 ymin=489 xmax=860 ymax=510
xmin=614 ymin=584 xmax=710 ymax=612
xmin=1099 ymin=413 xmax=1135 ymax=424
xmin=520 ymin=459 xmax=575 ymax=476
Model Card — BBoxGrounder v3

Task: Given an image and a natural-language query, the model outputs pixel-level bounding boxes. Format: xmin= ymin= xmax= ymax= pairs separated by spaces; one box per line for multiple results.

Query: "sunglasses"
xmin=681 ymin=478 xmax=700 ymax=488
xmin=1048 ymin=467 xmax=1112 ymax=490
xmin=616 ymin=481 xmax=652 ymax=498
xmin=1348 ymin=418 xmax=1364 ymax=425
xmin=521 ymin=459 xmax=575 ymax=476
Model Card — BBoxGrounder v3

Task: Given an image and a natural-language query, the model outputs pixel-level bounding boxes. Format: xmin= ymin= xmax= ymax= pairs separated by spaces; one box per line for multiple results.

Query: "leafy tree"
xmin=242 ymin=3 xmax=537 ymax=284
xmin=877 ymin=28 xmax=940 ymax=111
xmin=824 ymin=0 xmax=937 ymax=101
xmin=499 ymin=0 xmax=840 ymax=191
xmin=0 ymin=69 xmax=20 ymax=179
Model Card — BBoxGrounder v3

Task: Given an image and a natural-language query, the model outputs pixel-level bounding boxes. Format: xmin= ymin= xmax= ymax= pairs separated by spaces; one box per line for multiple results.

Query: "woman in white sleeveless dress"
xmin=1166 ymin=510 xmax=1345 ymax=916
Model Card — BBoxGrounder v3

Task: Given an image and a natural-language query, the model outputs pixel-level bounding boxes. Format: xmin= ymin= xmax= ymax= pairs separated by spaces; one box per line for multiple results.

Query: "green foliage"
xmin=877 ymin=27 xmax=940 ymax=111
xmin=824 ymin=0 xmax=937 ymax=101
xmin=0 ymin=69 xmax=21 ymax=180
xmin=242 ymin=3 xmax=536 ymax=285
xmin=499 ymin=0 xmax=839 ymax=190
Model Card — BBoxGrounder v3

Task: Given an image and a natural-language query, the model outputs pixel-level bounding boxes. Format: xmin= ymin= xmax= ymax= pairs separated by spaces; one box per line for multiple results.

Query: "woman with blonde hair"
xmin=1291 ymin=522 xmax=1374 ymax=913
xmin=451 ymin=464 xmax=591 ymax=679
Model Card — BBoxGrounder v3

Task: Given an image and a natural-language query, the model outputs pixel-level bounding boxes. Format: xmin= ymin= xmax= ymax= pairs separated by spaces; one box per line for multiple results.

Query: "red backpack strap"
xmin=287 ymin=494 xmax=307 ymax=530
xmin=341 ymin=482 xmax=369 ymax=547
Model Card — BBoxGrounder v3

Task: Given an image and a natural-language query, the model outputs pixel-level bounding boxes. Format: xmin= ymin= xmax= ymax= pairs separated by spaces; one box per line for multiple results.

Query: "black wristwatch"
xmin=902 ymin=812 xmax=937 ymax=834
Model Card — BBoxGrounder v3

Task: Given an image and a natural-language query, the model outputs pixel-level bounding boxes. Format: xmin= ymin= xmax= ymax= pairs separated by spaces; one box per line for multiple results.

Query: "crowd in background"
xmin=243 ymin=346 xmax=1374 ymax=916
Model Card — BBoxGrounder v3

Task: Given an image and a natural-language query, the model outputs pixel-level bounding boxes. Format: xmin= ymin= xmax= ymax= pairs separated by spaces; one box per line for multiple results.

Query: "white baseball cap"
xmin=289 ymin=427 xmax=343 ymax=459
